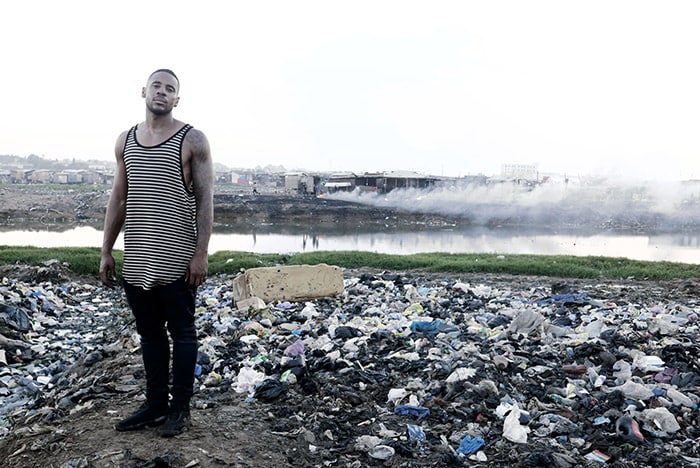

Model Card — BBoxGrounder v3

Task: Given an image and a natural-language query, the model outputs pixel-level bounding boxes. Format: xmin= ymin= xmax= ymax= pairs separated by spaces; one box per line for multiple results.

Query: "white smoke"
xmin=326 ymin=177 xmax=700 ymax=230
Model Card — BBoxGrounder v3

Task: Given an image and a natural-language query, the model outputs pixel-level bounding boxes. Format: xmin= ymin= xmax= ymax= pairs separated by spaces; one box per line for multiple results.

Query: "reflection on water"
xmin=2 ymin=224 xmax=700 ymax=264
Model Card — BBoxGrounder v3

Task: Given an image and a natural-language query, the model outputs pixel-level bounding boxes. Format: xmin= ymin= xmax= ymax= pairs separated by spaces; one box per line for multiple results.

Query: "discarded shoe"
xmin=159 ymin=408 xmax=190 ymax=437
xmin=616 ymin=415 xmax=645 ymax=443
xmin=114 ymin=403 xmax=167 ymax=432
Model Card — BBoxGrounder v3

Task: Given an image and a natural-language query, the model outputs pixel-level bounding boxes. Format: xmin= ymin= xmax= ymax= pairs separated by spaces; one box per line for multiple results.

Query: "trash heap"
xmin=0 ymin=267 xmax=130 ymax=440
xmin=194 ymin=270 xmax=700 ymax=466
xmin=2 ymin=265 xmax=700 ymax=466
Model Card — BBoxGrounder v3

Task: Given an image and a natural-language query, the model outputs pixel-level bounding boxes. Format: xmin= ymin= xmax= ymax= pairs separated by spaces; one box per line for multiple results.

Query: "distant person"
xmin=252 ymin=181 xmax=258 ymax=194
xmin=99 ymin=69 xmax=214 ymax=437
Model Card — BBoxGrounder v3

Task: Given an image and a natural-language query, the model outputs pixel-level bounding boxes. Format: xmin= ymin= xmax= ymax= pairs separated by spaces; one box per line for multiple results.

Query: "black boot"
xmin=159 ymin=406 xmax=190 ymax=437
xmin=114 ymin=402 xmax=168 ymax=432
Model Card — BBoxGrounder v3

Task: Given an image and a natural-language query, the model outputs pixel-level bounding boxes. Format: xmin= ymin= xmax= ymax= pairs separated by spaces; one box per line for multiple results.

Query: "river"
xmin=2 ymin=224 xmax=700 ymax=264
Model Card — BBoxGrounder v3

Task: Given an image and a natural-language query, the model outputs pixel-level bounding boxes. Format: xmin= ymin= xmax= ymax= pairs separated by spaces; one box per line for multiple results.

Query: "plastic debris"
xmin=368 ymin=444 xmax=395 ymax=460
xmin=234 ymin=367 xmax=265 ymax=395
xmin=642 ymin=407 xmax=681 ymax=434
xmin=406 ymin=424 xmax=426 ymax=444
xmin=2 ymin=268 xmax=700 ymax=466
xmin=253 ymin=379 xmax=288 ymax=402
xmin=395 ymin=405 xmax=430 ymax=420
xmin=456 ymin=435 xmax=485 ymax=455
xmin=584 ymin=450 xmax=611 ymax=463
xmin=502 ymin=403 xmax=531 ymax=443
xmin=283 ymin=339 xmax=305 ymax=357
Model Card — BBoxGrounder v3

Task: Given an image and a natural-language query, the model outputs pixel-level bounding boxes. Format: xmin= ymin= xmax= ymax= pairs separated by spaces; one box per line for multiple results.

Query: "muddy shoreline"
xmin=3 ymin=185 xmax=700 ymax=233
xmin=0 ymin=186 xmax=457 ymax=231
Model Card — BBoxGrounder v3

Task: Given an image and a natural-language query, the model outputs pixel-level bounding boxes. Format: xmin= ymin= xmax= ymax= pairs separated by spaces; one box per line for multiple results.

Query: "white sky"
xmin=2 ymin=1 xmax=700 ymax=180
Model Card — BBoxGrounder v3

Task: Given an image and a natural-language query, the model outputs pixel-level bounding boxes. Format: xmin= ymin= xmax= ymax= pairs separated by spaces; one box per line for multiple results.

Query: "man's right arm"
xmin=99 ymin=132 xmax=128 ymax=287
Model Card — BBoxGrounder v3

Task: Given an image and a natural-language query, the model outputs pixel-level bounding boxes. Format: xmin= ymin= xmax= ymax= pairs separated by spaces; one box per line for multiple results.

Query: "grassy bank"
xmin=1 ymin=245 xmax=699 ymax=281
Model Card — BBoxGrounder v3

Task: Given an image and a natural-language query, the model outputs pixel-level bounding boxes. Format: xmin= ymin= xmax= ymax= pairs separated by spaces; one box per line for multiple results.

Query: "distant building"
xmin=102 ymin=172 xmax=115 ymax=186
xmin=354 ymin=172 xmax=383 ymax=193
xmin=215 ymin=170 xmax=235 ymax=184
xmin=376 ymin=170 xmax=439 ymax=193
xmin=29 ymin=169 xmax=52 ymax=184
xmin=284 ymin=172 xmax=319 ymax=195
xmin=54 ymin=171 xmax=82 ymax=184
xmin=323 ymin=172 xmax=356 ymax=193
xmin=323 ymin=170 xmax=439 ymax=194
xmin=80 ymin=170 xmax=102 ymax=184
xmin=11 ymin=169 xmax=32 ymax=183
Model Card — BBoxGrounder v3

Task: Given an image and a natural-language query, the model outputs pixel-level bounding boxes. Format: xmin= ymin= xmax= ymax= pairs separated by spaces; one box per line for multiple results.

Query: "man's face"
xmin=142 ymin=72 xmax=180 ymax=116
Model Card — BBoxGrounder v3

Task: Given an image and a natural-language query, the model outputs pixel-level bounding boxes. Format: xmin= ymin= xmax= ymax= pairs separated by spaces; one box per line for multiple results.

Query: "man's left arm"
xmin=187 ymin=129 xmax=214 ymax=287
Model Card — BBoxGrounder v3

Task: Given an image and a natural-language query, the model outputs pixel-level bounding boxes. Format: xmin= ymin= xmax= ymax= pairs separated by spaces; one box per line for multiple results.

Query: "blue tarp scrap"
xmin=410 ymin=320 xmax=443 ymax=335
xmin=394 ymin=404 xmax=430 ymax=420
xmin=456 ymin=435 xmax=485 ymax=455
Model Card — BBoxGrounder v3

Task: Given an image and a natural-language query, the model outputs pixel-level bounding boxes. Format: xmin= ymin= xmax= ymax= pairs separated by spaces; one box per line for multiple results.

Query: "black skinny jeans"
xmin=124 ymin=276 xmax=198 ymax=411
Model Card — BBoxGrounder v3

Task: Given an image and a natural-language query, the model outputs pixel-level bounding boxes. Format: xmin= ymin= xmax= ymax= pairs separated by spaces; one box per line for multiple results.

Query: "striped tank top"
xmin=122 ymin=124 xmax=196 ymax=290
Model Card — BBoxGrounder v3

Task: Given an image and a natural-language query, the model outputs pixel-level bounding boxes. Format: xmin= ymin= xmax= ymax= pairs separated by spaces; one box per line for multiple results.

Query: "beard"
xmin=146 ymin=101 xmax=172 ymax=116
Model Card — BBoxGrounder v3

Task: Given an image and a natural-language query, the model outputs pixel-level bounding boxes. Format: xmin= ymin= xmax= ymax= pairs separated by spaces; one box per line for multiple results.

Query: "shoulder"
xmin=116 ymin=129 xmax=129 ymax=144
xmin=184 ymin=127 xmax=210 ymax=156
xmin=116 ymin=125 xmax=139 ymax=147
xmin=114 ymin=128 xmax=133 ymax=159
xmin=184 ymin=126 xmax=208 ymax=144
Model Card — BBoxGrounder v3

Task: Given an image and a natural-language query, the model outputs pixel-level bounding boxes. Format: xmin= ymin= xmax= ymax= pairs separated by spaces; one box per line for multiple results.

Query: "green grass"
xmin=0 ymin=246 xmax=107 ymax=277
xmin=1 ymin=246 xmax=699 ymax=281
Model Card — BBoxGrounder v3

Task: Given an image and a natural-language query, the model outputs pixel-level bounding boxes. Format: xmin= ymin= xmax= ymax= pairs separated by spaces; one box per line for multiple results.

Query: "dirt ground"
xmin=0 ymin=345 xmax=297 ymax=468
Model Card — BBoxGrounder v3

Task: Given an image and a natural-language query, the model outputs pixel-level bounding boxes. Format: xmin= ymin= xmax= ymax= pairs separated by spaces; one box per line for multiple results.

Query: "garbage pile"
xmin=0 ymin=267 xmax=130 ymax=441
xmin=1 ymin=266 xmax=700 ymax=466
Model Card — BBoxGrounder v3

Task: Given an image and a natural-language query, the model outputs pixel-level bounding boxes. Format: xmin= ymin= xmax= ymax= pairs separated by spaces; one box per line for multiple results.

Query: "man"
xmin=100 ymin=69 xmax=214 ymax=437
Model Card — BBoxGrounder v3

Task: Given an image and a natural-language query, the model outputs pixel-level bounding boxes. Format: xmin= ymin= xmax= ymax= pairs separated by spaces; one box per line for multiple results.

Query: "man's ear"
xmin=174 ymin=96 xmax=180 ymax=107
xmin=141 ymin=87 xmax=146 ymax=98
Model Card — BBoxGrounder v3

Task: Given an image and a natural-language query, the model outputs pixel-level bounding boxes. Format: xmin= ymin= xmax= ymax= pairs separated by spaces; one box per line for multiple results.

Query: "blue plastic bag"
xmin=456 ymin=435 xmax=485 ymax=455
xmin=395 ymin=404 xmax=430 ymax=420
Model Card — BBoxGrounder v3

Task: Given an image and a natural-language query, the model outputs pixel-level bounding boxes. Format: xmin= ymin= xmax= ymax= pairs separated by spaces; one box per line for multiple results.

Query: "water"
xmin=2 ymin=224 xmax=700 ymax=264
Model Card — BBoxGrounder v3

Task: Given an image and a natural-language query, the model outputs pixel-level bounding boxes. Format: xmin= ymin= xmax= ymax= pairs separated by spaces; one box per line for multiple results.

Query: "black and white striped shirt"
xmin=122 ymin=124 xmax=196 ymax=290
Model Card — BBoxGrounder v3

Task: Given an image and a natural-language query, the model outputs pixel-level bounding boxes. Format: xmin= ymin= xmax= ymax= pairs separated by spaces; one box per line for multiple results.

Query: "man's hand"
xmin=186 ymin=250 xmax=208 ymax=288
xmin=100 ymin=253 xmax=117 ymax=288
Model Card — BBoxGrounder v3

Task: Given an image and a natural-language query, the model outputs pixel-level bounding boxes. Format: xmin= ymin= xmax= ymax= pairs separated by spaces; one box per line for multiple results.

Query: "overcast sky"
xmin=2 ymin=1 xmax=700 ymax=180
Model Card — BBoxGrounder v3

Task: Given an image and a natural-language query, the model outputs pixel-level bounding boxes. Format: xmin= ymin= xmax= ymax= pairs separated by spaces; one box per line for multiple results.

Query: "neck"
xmin=145 ymin=112 xmax=175 ymax=131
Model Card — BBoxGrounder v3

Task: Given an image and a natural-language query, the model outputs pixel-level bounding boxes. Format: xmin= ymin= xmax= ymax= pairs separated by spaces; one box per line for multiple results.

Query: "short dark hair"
xmin=149 ymin=69 xmax=179 ymax=84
